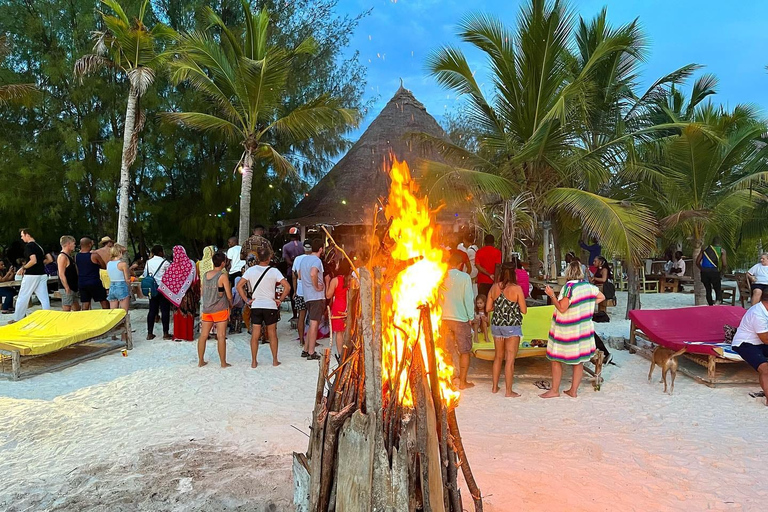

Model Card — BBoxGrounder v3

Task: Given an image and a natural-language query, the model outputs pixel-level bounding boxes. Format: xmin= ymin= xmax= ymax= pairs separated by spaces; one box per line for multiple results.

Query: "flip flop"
xmin=749 ymin=391 xmax=765 ymax=398
xmin=534 ymin=380 xmax=551 ymax=390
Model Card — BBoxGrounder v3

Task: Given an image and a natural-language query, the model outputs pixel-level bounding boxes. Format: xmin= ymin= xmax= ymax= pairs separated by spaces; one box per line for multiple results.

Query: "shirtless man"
xmin=57 ymin=235 xmax=80 ymax=311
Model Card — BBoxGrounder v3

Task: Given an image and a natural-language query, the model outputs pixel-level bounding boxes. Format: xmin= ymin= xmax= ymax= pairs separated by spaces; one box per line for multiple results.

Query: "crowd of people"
xmin=437 ymin=233 xmax=619 ymax=398
xmin=5 ymin=225 xmax=768 ymax=402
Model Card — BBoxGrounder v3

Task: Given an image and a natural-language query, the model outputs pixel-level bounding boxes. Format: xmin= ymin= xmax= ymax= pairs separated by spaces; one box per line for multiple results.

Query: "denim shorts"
xmin=107 ymin=281 xmax=130 ymax=301
xmin=491 ymin=325 xmax=523 ymax=338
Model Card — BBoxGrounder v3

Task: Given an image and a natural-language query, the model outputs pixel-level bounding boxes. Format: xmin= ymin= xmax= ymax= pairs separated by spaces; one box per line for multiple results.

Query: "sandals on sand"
xmin=534 ymin=380 xmax=551 ymax=390
xmin=307 ymin=353 xmax=321 ymax=361
xmin=749 ymin=391 xmax=765 ymax=398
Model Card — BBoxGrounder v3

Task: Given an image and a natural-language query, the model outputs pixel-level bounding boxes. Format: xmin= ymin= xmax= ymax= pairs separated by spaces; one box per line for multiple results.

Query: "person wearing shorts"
xmin=76 ymin=237 xmax=108 ymax=310
xmin=237 ymin=245 xmax=290 ymax=368
xmin=292 ymin=242 xmax=311 ymax=346
xmin=439 ymin=251 xmax=475 ymax=389
xmin=731 ymin=296 xmax=768 ymax=406
xmin=198 ymin=252 xmax=232 ymax=368
xmin=299 ymin=239 xmax=325 ymax=360
xmin=106 ymin=244 xmax=131 ymax=312
xmin=486 ymin=265 xmax=527 ymax=397
xmin=57 ymin=235 xmax=80 ymax=312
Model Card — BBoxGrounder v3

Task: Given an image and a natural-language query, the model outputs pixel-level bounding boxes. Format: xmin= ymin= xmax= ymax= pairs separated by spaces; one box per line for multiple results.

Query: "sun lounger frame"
xmin=0 ymin=316 xmax=132 ymax=381
xmin=628 ymin=321 xmax=756 ymax=387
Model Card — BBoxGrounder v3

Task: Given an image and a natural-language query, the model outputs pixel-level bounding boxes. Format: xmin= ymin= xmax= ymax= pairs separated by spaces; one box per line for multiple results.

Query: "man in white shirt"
xmin=299 ymin=239 xmax=325 ymax=360
xmin=143 ymin=245 xmax=171 ymax=340
xmin=731 ymin=295 xmax=768 ymax=405
xmin=292 ymin=242 xmax=312 ymax=347
xmin=226 ymin=236 xmax=245 ymax=286
xmin=747 ymin=253 xmax=768 ymax=305
xmin=236 ymin=245 xmax=290 ymax=368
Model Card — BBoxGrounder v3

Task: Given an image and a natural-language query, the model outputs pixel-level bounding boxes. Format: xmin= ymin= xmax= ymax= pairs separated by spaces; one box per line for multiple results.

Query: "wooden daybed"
xmin=628 ymin=306 xmax=755 ymax=387
xmin=0 ymin=309 xmax=132 ymax=380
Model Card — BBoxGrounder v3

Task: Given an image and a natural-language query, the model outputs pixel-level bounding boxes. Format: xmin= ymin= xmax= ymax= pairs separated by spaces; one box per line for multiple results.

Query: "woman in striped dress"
xmin=540 ymin=261 xmax=605 ymax=398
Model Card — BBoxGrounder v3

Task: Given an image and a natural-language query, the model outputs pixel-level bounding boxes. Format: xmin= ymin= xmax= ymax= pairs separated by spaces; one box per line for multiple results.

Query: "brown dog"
xmin=648 ymin=347 xmax=686 ymax=394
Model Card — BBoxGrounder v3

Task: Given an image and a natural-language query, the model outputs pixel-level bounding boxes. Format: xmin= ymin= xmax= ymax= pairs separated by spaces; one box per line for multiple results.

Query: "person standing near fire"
xmin=439 ymin=251 xmax=476 ymax=389
xmin=475 ymin=234 xmax=502 ymax=298
xmin=300 ymin=239 xmax=325 ymax=360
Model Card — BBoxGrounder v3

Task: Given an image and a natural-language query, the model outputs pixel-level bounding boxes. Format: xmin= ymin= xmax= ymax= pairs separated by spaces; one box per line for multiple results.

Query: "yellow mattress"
xmin=0 ymin=309 xmax=126 ymax=356
xmin=472 ymin=305 xmax=554 ymax=360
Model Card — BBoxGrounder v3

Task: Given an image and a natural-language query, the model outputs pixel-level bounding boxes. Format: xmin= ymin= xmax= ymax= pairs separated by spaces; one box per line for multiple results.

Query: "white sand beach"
xmin=0 ymin=289 xmax=766 ymax=511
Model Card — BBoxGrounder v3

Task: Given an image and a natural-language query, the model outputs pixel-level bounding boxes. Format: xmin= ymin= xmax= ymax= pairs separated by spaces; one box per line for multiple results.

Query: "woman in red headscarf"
xmin=159 ymin=246 xmax=200 ymax=341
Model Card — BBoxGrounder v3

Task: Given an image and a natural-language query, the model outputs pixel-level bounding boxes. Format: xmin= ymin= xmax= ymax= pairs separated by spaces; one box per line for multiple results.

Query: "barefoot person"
xmin=57 ymin=236 xmax=80 ymax=312
xmin=198 ymin=252 xmax=232 ymax=368
xmin=237 ymin=245 xmax=290 ymax=368
xmin=439 ymin=251 xmax=476 ymax=389
xmin=486 ymin=264 xmax=527 ymax=396
xmin=106 ymin=244 xmax=131 ymax=312
xmin=77 ymin=237 xmax=109 ymax=311
xmin=730 ymin=294 xmax=768 ymax=406
xmin=541 ymin=261 xmax=605 ymax=398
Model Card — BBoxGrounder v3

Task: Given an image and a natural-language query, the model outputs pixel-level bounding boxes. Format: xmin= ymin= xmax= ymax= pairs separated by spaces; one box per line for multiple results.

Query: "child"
xmin=472 ymin=294 xmax=490 ymax=345
xmin=229 ymin=276 xmax=245 ymax=334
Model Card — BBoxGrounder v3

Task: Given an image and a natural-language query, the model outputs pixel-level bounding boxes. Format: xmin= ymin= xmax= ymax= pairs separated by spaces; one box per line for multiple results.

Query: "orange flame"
xmin=381 ymin=158 xmax=460 ymax=408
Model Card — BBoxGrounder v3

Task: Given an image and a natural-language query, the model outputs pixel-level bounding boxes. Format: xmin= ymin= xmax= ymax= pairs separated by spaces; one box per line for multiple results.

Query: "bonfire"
xmin=293 ymin=158 xmax=482 ymax=512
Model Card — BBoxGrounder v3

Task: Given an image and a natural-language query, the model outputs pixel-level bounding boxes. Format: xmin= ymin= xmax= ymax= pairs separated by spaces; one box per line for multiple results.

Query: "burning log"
xmin=293 ymin=159 xmax=482 ymax=512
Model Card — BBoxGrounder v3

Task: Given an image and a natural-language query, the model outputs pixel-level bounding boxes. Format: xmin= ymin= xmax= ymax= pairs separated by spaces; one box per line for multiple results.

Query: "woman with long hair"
xmin=541 ymin=261 xmax=605 ymax=398
xmin=486 ymin=264 xmax=527 ymax=397
xmin=326 ymin=258 xmax=352 ymax=356
xmin=198 ymin=251 xmax=232 ymax=367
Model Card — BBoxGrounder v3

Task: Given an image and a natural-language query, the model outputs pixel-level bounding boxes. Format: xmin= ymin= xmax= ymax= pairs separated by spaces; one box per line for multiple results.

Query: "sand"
xmin=0 ymin=288 xmax=766 ymax=511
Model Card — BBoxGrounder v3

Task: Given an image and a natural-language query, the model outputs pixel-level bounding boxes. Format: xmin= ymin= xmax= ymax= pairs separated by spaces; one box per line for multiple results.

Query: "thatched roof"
xmin=283 ymin=86 xmax=451 ymax=226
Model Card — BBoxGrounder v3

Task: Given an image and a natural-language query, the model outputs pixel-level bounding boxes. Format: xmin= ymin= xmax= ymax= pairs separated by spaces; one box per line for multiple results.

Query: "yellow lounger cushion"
xmin=472 ymin=305 xmax=554 ymax=360
xmin=0 ymin=309 xmax=126 ymax=356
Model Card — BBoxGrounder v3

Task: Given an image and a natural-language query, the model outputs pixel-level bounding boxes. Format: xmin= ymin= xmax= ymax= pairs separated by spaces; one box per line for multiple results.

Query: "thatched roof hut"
xmin=283 ymin=86 xmax=451 ymax=227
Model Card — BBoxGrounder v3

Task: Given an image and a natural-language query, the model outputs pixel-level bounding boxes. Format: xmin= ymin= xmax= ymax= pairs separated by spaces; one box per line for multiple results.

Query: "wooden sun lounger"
xmin=628 ymin=318 xmax=756 ymax=387
xmin=0 ymin=311 xmax=132 ymax=380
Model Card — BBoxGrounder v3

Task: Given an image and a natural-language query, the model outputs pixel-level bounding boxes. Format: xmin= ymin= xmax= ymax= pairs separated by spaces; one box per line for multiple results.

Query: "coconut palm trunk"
xmin=625 ymin=266 xmax=641 ymax=319
xmin=116 ymin=87 xmax=138 ymax=246
xmin=238 ymin=159 xmax=253 ymax=244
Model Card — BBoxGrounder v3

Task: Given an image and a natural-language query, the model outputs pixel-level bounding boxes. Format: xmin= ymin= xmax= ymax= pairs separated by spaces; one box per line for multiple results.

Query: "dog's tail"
xmin=671 ymin=348 xmax=686 ymax=358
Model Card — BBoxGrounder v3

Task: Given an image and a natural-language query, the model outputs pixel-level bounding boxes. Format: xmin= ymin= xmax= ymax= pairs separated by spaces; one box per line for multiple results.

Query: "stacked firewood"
xmin=293 ymin=268 xmax=482 ymax=512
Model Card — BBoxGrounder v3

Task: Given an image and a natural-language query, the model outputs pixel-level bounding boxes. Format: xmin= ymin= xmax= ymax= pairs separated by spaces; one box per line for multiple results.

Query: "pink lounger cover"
xmin=629 ymin=306 xmax=746 ymax=357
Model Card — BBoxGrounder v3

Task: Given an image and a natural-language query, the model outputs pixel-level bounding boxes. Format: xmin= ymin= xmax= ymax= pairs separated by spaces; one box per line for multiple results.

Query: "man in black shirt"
xmin=11 ymin=228 xmax=51 ymax=323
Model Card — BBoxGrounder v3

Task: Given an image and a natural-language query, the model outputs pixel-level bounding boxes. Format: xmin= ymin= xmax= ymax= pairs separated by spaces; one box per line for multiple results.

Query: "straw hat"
xmin=99 ymin=236 xmax=114 ymax=247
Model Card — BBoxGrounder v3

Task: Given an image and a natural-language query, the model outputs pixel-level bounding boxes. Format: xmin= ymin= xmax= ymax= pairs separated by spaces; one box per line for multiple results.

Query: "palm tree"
xmin=420 ymin=1 xmax=658 ymax=307
xmin=74 ymin=0 xmax=175 ymax=245
xmin=162 ymin=1 xmax=358 ymax=243
xmin=632 ymin=91 xmax=768 ymax=305
xmin=0 ymin=36 xmax=36 ymax=105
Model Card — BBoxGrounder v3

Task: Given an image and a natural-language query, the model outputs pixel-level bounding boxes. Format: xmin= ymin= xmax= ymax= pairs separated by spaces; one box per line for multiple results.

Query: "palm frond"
xmin=160 ymin=112 xmax=241 ymax=140
xmin=256 ymin=143 xmax=296 ymax=177
xmin=0 ymin=83 xmax=37 ymax=105
xmin=73 ymin=54 xmax=117 ymax=80
xmin=127 ymin=66 xmax=155 ymax=96
xmin=416 ymin=160 xmax=516 ymax=207
xmin=547 ymin=188 xmax=658 ymax=263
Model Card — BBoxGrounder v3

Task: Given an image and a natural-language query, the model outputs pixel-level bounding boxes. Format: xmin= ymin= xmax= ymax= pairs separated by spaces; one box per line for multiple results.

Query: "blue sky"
xmin=335 ymin=0 xmax=768 ymax=136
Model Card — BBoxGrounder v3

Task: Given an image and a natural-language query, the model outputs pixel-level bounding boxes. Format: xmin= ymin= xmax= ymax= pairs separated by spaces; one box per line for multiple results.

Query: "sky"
xmin=334 ymin=0 xmax=768 ymax=138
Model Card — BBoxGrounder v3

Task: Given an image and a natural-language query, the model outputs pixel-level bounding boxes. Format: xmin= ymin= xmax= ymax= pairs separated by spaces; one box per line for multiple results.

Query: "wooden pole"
xmin=447 ymin=409 xmax=483 ymax=512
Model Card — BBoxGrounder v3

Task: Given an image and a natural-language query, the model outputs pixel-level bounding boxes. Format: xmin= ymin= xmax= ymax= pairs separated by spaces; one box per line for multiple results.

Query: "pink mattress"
xmin=629 ymin=306 xmax=746 ymax=357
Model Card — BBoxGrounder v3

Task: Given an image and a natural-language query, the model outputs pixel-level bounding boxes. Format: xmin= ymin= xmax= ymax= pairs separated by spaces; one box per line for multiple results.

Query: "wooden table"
xmin=0 ymin=276 xmax=60 ymax=288
xmin=658 ymin=274 xmax=693 ymax=293
xmin=530 ymin=279 xmax=563 ymax=305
